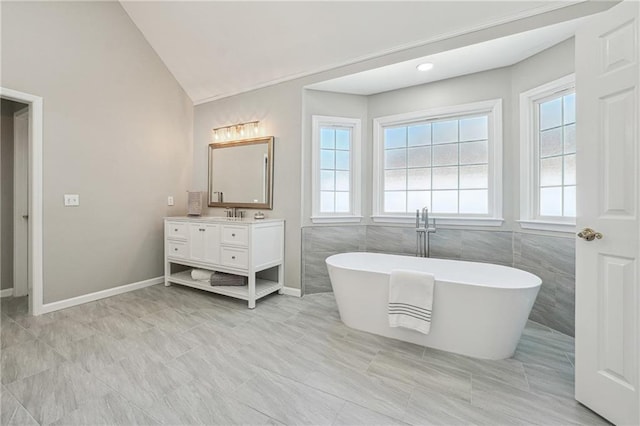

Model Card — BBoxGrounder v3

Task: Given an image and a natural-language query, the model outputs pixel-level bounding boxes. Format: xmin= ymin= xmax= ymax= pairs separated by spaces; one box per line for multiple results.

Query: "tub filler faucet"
xmin=416 ymin=207 xmax=436 ymax=257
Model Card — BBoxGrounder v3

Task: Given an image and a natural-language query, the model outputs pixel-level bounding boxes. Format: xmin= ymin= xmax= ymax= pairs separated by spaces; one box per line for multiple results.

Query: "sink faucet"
xmin=416 ymin=207 xmax=436 ymax=257
xmin=225 ymin=208 xmax=246 ymax=220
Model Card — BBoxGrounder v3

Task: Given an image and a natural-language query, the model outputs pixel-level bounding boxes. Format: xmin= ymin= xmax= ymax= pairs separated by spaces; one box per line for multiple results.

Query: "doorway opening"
xmin=1 ymin=99 xmax=29 ymax=303
xmin=0 ymin=88 xmax=44 ymax=316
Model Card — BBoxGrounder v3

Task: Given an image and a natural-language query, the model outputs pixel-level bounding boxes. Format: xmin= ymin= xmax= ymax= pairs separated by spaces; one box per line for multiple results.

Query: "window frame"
xmin=371 ymin=99 xmax=503 ymax=226
xmin=519 ymin=74 xmax=576 ymax=233
xmin=311 ymin=115 xmax=362 ymax=223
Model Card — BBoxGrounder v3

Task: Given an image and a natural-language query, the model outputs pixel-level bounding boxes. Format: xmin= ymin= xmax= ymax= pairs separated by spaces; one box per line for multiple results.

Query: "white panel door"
xmin=575 ymin=1 xmax=640 ymax=424
xmin=13 ymin=107 xmax=29 ymax=297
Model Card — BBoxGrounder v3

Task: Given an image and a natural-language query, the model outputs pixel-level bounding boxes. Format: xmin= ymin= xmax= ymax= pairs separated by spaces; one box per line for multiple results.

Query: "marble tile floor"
xmin=1 ymin=285 xmax=608 ymax=426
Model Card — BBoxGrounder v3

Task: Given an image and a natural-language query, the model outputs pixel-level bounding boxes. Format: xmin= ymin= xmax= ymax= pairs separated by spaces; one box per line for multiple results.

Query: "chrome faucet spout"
xmin=423 ymin=207 xmax=429 ymax=229
xmin=416 ymin=207 xmax=436 ymax=258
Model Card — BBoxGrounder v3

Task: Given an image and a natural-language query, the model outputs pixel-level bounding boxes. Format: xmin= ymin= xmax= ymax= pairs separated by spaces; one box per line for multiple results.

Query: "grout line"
xmin=6 ymin=393 xmax=40 ymax=426
xmin=3 ymin=380 xmax=40 ymax=425
xmin=88 ymin=371 xmax=166 ymax=425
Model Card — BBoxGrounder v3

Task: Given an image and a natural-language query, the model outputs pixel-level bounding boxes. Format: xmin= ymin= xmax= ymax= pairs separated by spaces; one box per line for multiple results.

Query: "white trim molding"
xmin=0 ymin=288 xmax=14 ymax=298
xmin=39 ymin=276 xmax=163 ymax=315
xmin=371 ymin=215 xmax=504 ymax=227
xmin=372 ymin=99 xmax=503 ymax=225
xmin=518 ymin=220 xmax=577 ymax=233
xmin=310 ymin=216 xmax=363 ymax=224
xmin=519 ymin=74 xmax=576 ymax=233
xmin=311 ymin=115 xmax=362 ymax=224
xmin=0 ymin=87 xmax=44 ymax=316
xmin=281 ymin=286 xmax=302 ymax=297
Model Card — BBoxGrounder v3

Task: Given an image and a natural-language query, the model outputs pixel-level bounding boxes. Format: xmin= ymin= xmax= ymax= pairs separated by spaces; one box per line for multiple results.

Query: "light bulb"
xmin=416 ymin=63 xmax=434 ymax=72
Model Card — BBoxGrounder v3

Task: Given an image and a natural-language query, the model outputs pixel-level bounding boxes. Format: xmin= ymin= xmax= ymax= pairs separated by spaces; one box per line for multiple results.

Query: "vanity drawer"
xmin=167 ymin=222 xmax=188 ymax=240
xmin=221 ymin=225 xmax=248 ymax=246
xmin=167 ymin=240 xmax=188 ymax=259
xmin=221 ymin=246 xmax=248 ymax=269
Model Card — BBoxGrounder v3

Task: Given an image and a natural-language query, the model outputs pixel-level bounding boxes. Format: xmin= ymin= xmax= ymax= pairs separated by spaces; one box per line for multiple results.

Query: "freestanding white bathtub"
xmin=326 ymin=252 xmax=541 ymax=360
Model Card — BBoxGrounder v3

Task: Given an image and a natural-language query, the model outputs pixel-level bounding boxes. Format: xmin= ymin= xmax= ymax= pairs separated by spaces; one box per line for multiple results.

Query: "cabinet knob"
xmin=232 ymin=233 xmax=236 ymax=237
xmin=231 ymin=256 xmax=236 ymax=260
xmin=200 ymin=228 xmax=205 ymax=232
xmin=174 ymin=228 xmax=178 ymax=232
xmin=174 ymin=248 xmax=178 ymax=251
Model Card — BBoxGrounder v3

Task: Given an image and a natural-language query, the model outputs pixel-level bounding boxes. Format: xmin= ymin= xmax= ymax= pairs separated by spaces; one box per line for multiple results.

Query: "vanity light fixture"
xmin=211 ymin=121 xmax=261 ymax=142
xmin=416 ymin=62 xmax=434 ymax=72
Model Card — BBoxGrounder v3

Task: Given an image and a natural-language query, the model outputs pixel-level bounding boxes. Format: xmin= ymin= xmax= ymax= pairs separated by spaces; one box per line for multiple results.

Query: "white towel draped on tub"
xmin=388 ymin=269 xmax=435 ymax=335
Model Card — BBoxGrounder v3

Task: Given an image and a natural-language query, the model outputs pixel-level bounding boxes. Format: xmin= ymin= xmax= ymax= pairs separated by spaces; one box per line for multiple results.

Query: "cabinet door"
xmin=189 ymin=224 xmax=207 ymax=261
xmin=204 ymin=224 xmax=221 ymax=264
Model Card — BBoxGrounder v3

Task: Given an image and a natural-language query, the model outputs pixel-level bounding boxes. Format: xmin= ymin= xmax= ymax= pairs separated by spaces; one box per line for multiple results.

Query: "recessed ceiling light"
xmin=416 ymin=63 xmax=434 ymax=72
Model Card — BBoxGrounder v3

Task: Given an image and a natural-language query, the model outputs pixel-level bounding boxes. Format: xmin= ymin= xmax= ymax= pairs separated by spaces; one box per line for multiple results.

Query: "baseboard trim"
xmin=0 ymin=288 xmax=14 ymax=298
xmin=39 ymin=276 xmax=163 ymax=315
xmin=280 ymin=286 xmax=302 ymax=297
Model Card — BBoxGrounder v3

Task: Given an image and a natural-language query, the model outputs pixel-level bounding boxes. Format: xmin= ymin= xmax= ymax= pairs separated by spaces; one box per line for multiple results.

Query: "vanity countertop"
xmin=165 ymin=216 xmax=284 ymax=224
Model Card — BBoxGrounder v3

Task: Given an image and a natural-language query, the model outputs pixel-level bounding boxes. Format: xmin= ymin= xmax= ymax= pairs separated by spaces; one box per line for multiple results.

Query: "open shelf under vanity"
xmin=167 ymin=269 xmax=282 ymax=301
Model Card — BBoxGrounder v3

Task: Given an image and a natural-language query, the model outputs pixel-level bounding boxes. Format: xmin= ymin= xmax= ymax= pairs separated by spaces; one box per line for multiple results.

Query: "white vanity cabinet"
xmin=164 ymin=217 xmax=284 ymax=308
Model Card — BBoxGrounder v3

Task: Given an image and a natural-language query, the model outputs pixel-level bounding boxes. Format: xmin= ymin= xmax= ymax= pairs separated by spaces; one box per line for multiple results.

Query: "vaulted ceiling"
xmin=121 ymin=1 xmax=583 ymax=104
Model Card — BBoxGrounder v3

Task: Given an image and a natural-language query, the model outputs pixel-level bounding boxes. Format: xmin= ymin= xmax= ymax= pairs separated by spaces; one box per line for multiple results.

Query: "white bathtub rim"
xmin=326 ymin=252 xmax=542 ymax=290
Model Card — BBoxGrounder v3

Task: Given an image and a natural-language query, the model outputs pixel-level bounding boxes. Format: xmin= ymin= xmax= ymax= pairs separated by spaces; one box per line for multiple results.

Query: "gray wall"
xmin=302 ymin=90 xmax=369 ymax=224
xmin=1 ymin=2 xmax=193 ymax=303
xmin=301 ymin=39 xmax=575 ymax=229
xmin=193 ymin=81 xmax=303 ymax=290
xmin=0 ymin=2 xmax=601 ymax=310
xmin=367 ymin=67 xmax=515 ymax=227
xmin=0 ymin=99 xmax=27 ymax=291
xmin=511 ymin=38 xmax=576 ymax=221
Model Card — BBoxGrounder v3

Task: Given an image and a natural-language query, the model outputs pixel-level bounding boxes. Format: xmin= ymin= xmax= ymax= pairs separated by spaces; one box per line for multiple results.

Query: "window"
xmin=311 ymin=115 xmax=362 ymax=223
xmin=372 ymin=99 xmax=503 ymax=225
xmin=520 ymin=74 xmax=576 ymax=232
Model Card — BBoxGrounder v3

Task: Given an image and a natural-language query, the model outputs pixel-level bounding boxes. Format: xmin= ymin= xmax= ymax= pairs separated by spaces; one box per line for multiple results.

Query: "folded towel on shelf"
xmin=210 ymin=272 xmax=248 ymax=287
xmin=191 ymin=269 xmax=214 ymax=281
xmin=388 ymin=269 xmax=435 ymax=335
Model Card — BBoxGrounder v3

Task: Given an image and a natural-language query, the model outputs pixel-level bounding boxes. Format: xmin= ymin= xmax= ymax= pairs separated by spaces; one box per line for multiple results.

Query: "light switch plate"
xmin=64 ymin=194 xmax=79 ymax=206
xmin=167 ymin=196 xmax=174 ymax=206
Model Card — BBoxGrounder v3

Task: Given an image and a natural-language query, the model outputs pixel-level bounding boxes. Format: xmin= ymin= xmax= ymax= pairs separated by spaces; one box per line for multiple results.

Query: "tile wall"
xmin=302 ymin=226 xmax=575 ymax=336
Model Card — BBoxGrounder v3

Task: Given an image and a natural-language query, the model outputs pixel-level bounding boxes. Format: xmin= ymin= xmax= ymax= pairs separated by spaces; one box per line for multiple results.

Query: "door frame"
xmin=13 ymin=107 xmax=29 ymax=297
xmin=0 ymin=87 xmax=44 ymax=315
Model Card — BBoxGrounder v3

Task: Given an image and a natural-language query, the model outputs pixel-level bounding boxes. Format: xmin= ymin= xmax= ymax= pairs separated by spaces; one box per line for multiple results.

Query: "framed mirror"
xmin=208 ymin=136 xmax=274 ymax=209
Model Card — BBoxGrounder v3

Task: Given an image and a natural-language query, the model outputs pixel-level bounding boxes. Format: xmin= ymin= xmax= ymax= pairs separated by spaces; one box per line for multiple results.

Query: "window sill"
xmin=371 ymin=215 xmax=504 ymax=227
xmin=311 ymin=216 xmax=363 ymax=224
xmin=517 ymin=220 xmax=576 ymax=233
